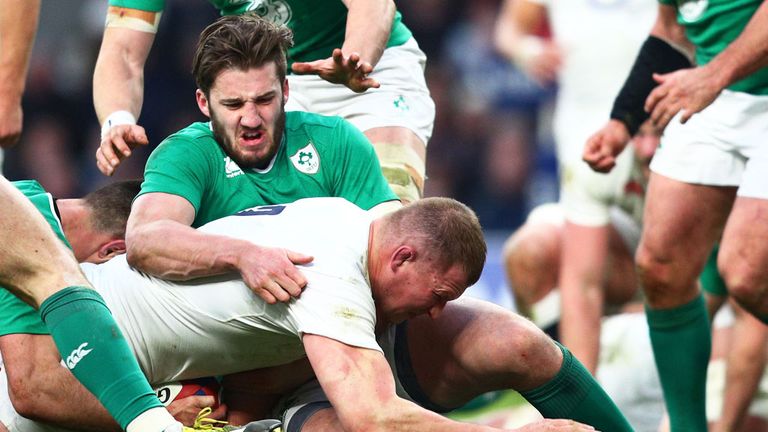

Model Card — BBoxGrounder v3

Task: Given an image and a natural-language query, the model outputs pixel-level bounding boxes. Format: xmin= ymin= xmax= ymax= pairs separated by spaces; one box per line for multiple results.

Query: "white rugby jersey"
xmin=81 ymin=198 xmax=379 ymax=384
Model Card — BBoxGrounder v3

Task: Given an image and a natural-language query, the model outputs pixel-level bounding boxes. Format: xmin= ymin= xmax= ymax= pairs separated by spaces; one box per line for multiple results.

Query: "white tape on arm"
xmin=100 ymin=110 xmax=137 ymax=139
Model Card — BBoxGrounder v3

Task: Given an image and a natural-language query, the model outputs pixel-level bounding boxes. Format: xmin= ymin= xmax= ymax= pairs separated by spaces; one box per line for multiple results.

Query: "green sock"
xmin=520 ymin=343 xmax=634 ymax=432
xmin=646 ymin=294 xmax=710 ymax=432
xmin=39 ymin=286 xmax=163 ymax=429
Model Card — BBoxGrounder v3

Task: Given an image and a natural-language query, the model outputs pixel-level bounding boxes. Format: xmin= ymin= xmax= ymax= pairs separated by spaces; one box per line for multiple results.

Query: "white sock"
xmin=126 ymin=407 xmax=179 ymax=432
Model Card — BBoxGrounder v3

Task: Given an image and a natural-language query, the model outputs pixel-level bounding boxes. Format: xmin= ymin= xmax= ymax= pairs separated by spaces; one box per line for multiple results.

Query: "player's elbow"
xmin=8 ymin=376 xmax=46 ymax=421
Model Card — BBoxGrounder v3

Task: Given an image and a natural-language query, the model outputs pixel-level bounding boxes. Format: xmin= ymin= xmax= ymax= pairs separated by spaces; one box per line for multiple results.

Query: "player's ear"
xmin=196 ymin=89 xmax=211 ymax=118
xmin=390 ymin=246 xmax=415 ymax=272
xmin=282 ymin=78 xmax=289 ymax=105
xmin=96 ymin=239 xmax=127 ymax=263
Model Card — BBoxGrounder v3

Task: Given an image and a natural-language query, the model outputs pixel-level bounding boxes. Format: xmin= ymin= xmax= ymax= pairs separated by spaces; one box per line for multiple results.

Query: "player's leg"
xmin=501 ymin=203 xmax=563 ymax=320
xmin=365 ymin=127 xmax=425 ymax=204
xmin=719 ymin=197 xmax=768 ymax=321
xmin=403 ymin=297 xmax=633 ymax=431
xmin=0 ymin=176 xmax=175 ymax=431
xmin=636 ymin=173 xmax=735 ymax=432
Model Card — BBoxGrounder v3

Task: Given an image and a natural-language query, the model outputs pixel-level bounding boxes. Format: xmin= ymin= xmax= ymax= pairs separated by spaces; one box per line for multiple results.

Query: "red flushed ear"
xmin=96 ymin=239 xmax=127 ymax=264
xmin=390 ymin=245 xmax=415 ymax=272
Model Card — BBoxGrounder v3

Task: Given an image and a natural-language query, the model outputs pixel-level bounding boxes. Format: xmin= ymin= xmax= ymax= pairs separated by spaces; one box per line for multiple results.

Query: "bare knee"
xmin=636 ymin=245 xmax=699 ymax=308
xmin=719 ymin=251 xmax=768 ymax=313
xmin=503 ymin=222 xmax=561 ymax=306
xmin=496 ymin=316 xmax=563 ymax=390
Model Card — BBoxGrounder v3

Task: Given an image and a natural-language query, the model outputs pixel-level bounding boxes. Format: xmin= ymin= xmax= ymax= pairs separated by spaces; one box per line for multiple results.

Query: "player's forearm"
xmin=126 ymin=220 xmax=246 ymax=280
xmin=0 ymin=0 xmax=41 ymax=101
xmin=341 ymin=0 xmax=394 ymax=68
xmin=704 ymin=0 xmax=768 ymax=90
xmin=93 ymin=28 xmax=154 ymax=124
xmin=493 ymin=0 xmax=545 ymax=64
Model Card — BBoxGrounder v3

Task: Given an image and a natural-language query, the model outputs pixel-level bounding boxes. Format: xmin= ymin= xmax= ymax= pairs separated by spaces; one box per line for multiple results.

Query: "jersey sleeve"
xmin=328 ymin=118 xmax=399 ymax=209
xmin=138 ymin=135 xmax=213 ymax=215
xmin=290 ymin=270 xmax=381 ymax=353
xmin=108 ymin=0 xmax=165 ymax=11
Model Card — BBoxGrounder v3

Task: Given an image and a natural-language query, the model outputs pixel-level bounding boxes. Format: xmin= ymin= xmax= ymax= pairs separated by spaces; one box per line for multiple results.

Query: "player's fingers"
xmin=127 ymin=126 xmax=149 ymax=147
xmin=291 ymin=60 xmax=323 ymax=75
xmin=283 ymin=265 xmax=308 ymax=291
xmin=99 ymin=136 xmax=121 ymax=166
xmin=286 ymin=250 xmax=314 ymax=266
xmin=209 ymin=403 xmax=227 ymax=419
xmin=253 ymin=283 xmax=279 ymax=304
xmin=645 ymin=86 xmax=664 ymax=114
xmin=96 ymin=149 xmax=115 ymax=176
xmin=679 ymin=108 xmax=693 ymax=124
xmin=191 ymin=395 xmax=216 ymax=408
xmin=264 ymin=278 xmax=292 ymax=303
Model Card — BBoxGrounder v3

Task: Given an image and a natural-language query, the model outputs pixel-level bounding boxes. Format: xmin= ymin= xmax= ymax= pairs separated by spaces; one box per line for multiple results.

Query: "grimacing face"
xmin=196 ymin=63 xmax=288 ymax=170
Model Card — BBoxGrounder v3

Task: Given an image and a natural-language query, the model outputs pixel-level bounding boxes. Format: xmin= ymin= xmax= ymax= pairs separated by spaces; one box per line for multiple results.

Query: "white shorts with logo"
xmin=285 ymin=38 xmax=435 ymax=145
xmin=650 ymin=89 xmax=768 ymax=199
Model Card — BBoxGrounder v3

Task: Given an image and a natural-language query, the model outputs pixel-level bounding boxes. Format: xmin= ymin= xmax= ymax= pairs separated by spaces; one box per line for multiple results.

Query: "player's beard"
xmin=210 ymin=106 xmax=286 ymax=170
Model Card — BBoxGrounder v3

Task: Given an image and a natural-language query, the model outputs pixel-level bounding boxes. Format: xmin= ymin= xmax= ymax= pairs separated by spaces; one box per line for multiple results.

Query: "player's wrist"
xmin=100 ymin=110 xmax=137 ymax=139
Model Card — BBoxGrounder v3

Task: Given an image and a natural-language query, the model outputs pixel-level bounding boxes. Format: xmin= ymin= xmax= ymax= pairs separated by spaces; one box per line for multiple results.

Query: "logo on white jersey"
xmin=224 ymin=156 xmax=245 ymax=178
xmin=679 ymin=0 xmax=708 ymax=22
xmin=290 ymin=142 xmax=320 ymax=174
xmin=246 ymin=0 xmax=292 ymax=26
xmin=66 ymin=342 xmax=93 ymax=370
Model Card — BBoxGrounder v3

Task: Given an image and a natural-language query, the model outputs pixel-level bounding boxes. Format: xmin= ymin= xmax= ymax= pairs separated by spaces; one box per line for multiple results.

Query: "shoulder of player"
xmin=152 ymin=122 xmax=223 ymax=155
xmin=284 ymin=111 xmax=369 ymax=152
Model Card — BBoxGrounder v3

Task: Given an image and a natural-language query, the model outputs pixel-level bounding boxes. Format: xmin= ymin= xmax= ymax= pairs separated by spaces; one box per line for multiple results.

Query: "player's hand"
xmin=96 ymin=123 xmax=149 ymax=176
xmin=291 ymin=48 xmax=380 ymax=93
xmin=0 ymin=98 xmax=23 ymax=148
xmin=168 ymin=396 xmax=227 ymax=426
xmin=516 ymin=39 xmax=562 ymax=86
xmin=582 ymin=119 xmax=631 ymax=173
xmin=237 ymin=245 xmax=314 ymax=304
xmin=512 ymin=419 xmax=597 ymax=431
xmin=644 ymin=65 xmax=723 ymax=129
xmin=513 ymin=419 xmax=596 ymax=432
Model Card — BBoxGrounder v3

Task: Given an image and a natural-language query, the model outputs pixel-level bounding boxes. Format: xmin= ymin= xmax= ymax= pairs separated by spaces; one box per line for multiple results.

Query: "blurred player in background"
xmin=0 ymin=0 xmax=41 ymax=164
xmin=584 ymin=1 xmax=768 ymax=430
xmin=494 ymin=0 xmax=656 ymax=374
xmin=94 ymin=0 xmax=433 ymax=205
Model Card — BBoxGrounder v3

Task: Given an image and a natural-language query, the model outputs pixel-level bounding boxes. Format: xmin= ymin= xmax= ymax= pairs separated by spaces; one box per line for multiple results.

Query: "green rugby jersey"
xmin=139 ymin=111 xmax=398 ymax=227
xmin=108 ymin=0 xmax=412 ymax=66
xmin=658 ymin=0 xmax=768 ymax=94
xmin=0 ymin=180 xmax=70 ymax=336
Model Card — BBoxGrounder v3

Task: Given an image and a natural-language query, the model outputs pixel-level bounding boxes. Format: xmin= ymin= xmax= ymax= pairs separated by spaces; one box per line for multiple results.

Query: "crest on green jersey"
xmin=679 ymin=0 xmax=708 ymax=22
xmin=290 ymin=142 xmax=320 ymax=174
xmin=246 ymin=0 xmax=292 ymax=26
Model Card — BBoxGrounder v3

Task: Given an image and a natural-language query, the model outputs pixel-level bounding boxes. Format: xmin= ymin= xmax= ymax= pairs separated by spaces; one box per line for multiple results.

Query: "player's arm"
xmin=127 ymin=193 xmax=312 ymax=304
xmin=0 ymin=334 xmax=121 ymax=431
xmin=93 ymin=7 xmax=159 ymax=176
xmin=290 ymin=0 xmax=394 ymax=92
xmin=646 ymin=1 xmax=768 ymax=127
xmin=583 ymin=4 xmax=691 ymax=173
xmin=493 ymin=0 xmax=561 ymax=85
xmin=0 ymin=0 xmax=40 ymax=148
xmin=303 ymin=334 xmax=595 ymax=432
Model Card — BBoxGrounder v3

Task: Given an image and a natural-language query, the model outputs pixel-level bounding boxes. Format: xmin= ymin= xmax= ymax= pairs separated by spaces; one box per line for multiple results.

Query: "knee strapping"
xmin=373 ymin=142 xmax=426 ymax=203
xmin=106 ymin=6 xmax=162 ymax=33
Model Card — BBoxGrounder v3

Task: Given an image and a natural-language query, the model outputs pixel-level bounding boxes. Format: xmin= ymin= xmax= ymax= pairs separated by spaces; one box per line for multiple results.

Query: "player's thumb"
xmin=128 ymin=126 xmax=149 ymax=147
xmin=287 ymin=250 xmax=314 ymax=265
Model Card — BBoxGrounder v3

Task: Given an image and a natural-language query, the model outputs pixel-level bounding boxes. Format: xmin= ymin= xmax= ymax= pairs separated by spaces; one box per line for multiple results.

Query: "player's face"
xmin=196 ymin=63 xmax=288 ymax=170
xmin=383 ymin=262 xmax=468 ymax=324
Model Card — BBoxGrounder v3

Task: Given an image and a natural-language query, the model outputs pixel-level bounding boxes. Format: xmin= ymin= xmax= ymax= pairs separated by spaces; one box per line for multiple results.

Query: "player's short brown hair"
xmin=385 ymin=197 xmax=487 ymax=286
xmin=84 ymin=179 xmax=142 ymax=239
xmin=192 ymin=14 xmax=294 ymax=95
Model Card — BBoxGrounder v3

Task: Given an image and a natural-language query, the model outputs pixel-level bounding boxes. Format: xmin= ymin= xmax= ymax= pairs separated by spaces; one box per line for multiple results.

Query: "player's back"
xmin=81 ymin=198 xmax=376 ymax=384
